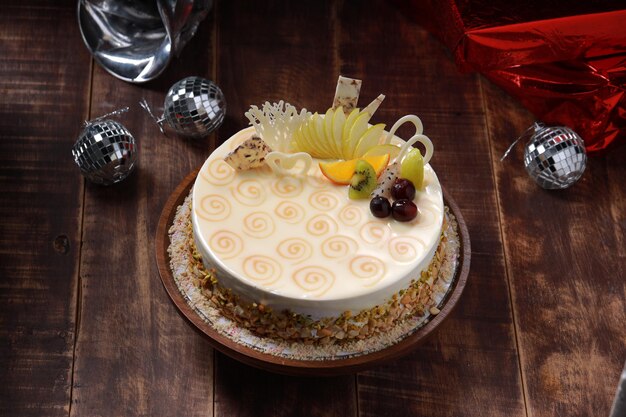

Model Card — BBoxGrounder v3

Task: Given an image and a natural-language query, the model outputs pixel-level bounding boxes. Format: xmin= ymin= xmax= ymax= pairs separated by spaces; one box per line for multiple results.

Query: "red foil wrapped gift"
xmin=399 ymin=0 xmax=626 ymax=153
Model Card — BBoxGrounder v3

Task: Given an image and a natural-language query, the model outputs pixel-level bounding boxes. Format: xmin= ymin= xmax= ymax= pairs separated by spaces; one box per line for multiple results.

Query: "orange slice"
xmin=319 ymin=154 xmax=390 ymax=185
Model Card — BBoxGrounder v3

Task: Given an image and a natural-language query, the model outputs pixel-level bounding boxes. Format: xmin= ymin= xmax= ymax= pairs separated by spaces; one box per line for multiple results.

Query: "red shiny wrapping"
xmin=398 ymin=0 xmax=626 ymax=153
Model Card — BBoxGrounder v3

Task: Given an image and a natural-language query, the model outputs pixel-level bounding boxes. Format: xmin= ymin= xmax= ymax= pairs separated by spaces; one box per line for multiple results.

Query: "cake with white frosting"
xmin=187 ymin=77 xmax=452 ymax=344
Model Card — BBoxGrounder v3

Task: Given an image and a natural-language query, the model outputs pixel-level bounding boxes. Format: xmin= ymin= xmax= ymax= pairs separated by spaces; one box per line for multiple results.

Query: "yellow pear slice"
xmin=346 ymin=112 xmax=371 ymax=159
xmin=313 ymin=113 xmax=333 ymax=158
xmin=332 ymin=107 xmax=346 ymax=158
xmin=354 ymin=123 xmax=386 ymax=158
xmin=295 ymin=123 xmax=315 ymax=154
xmin=342 ymin=108 xmax=360 ymax=158
xmin=363 ymin=143 xmax=402 ymax=161
xmin=324 ymin=108 xmax=340 ymax=157
xmin=292 ymin=126 xmax=310 ymax=153
xmin=363 ymin=94 xmax=385 ymax=118
xmin=305 ymin=114 xmax=324 ymax=158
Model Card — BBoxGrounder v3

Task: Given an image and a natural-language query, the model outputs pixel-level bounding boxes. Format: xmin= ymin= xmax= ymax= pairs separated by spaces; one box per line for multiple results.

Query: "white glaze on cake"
xmin=192 ymin=127 xmax=444 ymax=318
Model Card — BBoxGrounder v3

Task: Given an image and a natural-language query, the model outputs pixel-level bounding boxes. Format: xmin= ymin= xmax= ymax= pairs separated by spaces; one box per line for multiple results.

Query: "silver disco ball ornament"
xmin=523 ymin=123 xmax=587 ymax=189
xmin=72 ymin=120 xmax=137 ymax=185
xmin=163 ymin=76 xmax=226 ymax=138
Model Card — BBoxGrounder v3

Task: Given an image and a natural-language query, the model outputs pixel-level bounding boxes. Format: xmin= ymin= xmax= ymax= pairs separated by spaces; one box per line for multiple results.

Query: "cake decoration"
xmin=400 ymin=148 xmax=425 ymax=189
xmin=385 ymin=115 xmax=433 ymax=165
xmin=319 ymin=154 xmax=390 ymax=185
xmin=371 ymin=162 xmax=400 ymax=199
xmin=363 ymin=143 xmax=401 ymax=160
xmin=362 ymin=93 xmax=386 ymax=117
xmin=224 ymin=136 xmax=272 ymax=171
xmin=292 ymin=106 xmax=386 ymax=160
xmin=332 ymin=75 xmax=362 ymax=114
xmin=240 ymin=100 xmax=313 ymax=176
xmin=264 ymin=151 xmax=312 ymax=177
xmin=244 ymin=100 xmax=310 ymax=153
xmin=348 ymin=160 xmax=378 ymax=199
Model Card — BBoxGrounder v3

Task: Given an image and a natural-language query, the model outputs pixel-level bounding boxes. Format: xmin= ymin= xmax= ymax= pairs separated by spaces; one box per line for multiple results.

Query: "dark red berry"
xmin=391 ymin=178 xmax=416 ymax=201
xmin=370 ymin=196 xmax=392 ymax=218
xmin=392 ymin=199 xmax=418 ymax=222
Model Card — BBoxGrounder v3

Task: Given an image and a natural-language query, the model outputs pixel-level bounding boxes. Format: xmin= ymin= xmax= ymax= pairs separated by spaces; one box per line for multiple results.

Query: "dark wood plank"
xmin=215 ymin=355 xmax=356 ymax=417
xmin=483 ymin=77 xmax=626 ymax=417
xmin=213 ymin=0 xmax=357 ymax=415
xmin=69 ymin=8 xmax=218 ymax=417
xmin=0 ymin=3 xmax=91 ymax=416
xmin=215 ymin=0 xmax=341 ymax=141
xmin=335 ymin=2 xmax=527 ymax=416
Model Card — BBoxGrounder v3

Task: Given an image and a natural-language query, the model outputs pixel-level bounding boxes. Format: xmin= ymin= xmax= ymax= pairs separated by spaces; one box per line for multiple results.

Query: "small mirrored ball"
xmin=163 ymin=76 xmax=226 ymax=138
xmin=524 ymin=124 xmax=587 ymax=189
xmin=72 ymin=120 xmax=137 ymax=185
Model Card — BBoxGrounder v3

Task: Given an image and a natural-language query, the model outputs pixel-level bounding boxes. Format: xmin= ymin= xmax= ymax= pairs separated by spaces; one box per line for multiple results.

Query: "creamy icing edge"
xmin=192 ymin=127 xmax=444 ymax=318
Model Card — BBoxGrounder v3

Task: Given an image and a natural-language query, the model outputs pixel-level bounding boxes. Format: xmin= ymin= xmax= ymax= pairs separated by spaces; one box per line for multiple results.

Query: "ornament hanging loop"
xmin=139 ymin=99 xmax=167 ymax=136
xmin=84 ymin=106 xmax=130 ymax=127
xmin=500 ymin=122 xmax=542 ymax=161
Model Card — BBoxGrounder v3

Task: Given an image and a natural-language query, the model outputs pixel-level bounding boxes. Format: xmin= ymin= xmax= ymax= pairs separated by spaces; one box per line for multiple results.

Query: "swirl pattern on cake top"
xmin=200 ymin=159 xmax=236 ymax=186
xmin=292 ymin=266 xmax=335 ymax=297
xmin=321 ymin=236 xmax=358 ymax=259
xmin=232 ymin=179 xmax=266 ymax=206
xmin=277 ymin=238 xmax=313 ymax=264
xmin=274 ymin=201 xmax=305 ymax=224
xmin=197 ymin=195 xmax=231 ymax=222
xmin=272 ymin=177 xmax=304 ymax=198
xmin=306 ymin=214 xmax=339 ymax=236
xmin=388 ymin=236 xmax=426 ymax=263
xmin=349 ymin=256 xmax=386 ymax=287
xmin=209 ymin=230 xmax=243 ymax=259
xmin=243 ymin=212 xmax=275 ymax=238
xmin=338 ymin=205 xmax=362 ymax=226
xmin=243 ymin=255 xmax=282 ymax=285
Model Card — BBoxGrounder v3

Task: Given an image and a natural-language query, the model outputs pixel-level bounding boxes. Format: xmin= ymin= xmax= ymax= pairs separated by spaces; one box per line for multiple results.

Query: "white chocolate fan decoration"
xmin=245 ymin=101 xmax=311 ymax=153
xmin=245 ymin=101 xmax=313 ymax=176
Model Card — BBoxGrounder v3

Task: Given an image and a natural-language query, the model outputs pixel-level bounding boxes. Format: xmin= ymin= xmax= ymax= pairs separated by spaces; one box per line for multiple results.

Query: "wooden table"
xmin=1 ymin=2 xmax=624 ymax=416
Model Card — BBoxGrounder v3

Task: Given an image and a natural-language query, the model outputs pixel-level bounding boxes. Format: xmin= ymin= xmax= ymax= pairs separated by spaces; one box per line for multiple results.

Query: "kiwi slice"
xmin=349 ymin=160 xmax=377 ymax=199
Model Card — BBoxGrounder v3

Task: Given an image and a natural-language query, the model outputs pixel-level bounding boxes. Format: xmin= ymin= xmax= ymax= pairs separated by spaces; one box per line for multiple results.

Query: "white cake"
xmin=192 ymin=126 xmax=444 ymax=320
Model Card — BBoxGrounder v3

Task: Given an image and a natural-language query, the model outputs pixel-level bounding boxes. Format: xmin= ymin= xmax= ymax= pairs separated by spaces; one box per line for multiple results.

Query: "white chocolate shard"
xmin=363 ymin=94 xmax=385 ymax=117
xmin=224 ymin=136 xmax=272 ymax=170
xmin=332 ymin=76 xmax=362 ymax=115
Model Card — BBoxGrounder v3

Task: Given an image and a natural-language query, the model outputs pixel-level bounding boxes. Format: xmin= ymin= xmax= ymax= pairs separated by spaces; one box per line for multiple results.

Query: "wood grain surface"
xmin=0 ymin=3 xmax=90 ymax=416
xmin=483 ymin=79 xmax=626 ymax=417
xmin=1 ymin=1 xmax=624 ymax=416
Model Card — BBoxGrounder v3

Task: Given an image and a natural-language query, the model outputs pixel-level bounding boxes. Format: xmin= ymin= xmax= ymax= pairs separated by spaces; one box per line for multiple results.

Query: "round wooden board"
xmin=155 ymin=169 xmax=471 ymax=376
